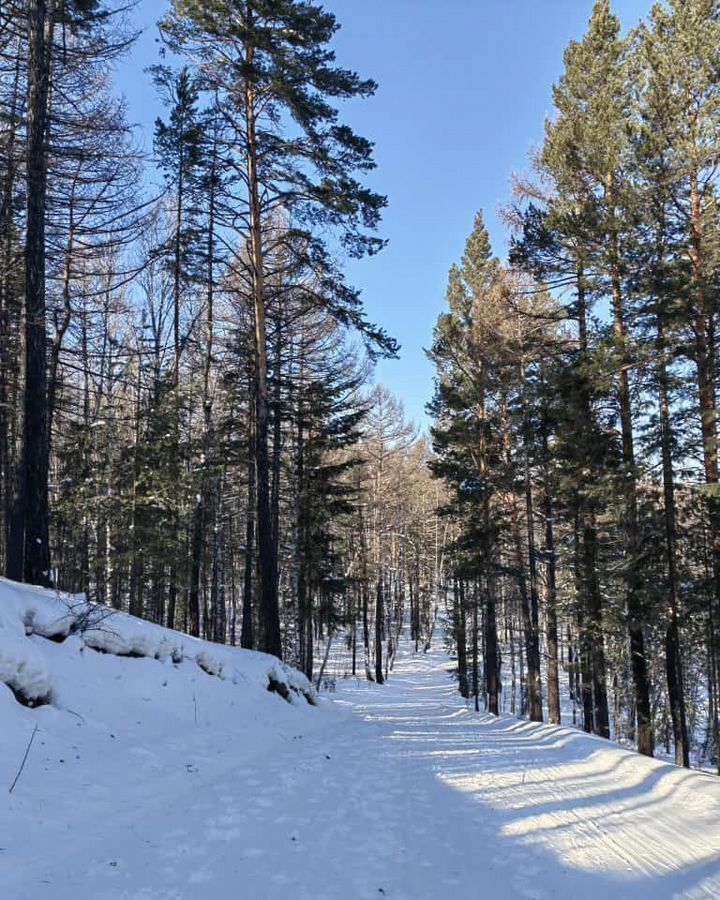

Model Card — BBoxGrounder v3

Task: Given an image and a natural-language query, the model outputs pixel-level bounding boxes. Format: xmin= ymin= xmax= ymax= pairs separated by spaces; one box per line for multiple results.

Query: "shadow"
xmin=340 ymin=651 xmax=720 ymax=899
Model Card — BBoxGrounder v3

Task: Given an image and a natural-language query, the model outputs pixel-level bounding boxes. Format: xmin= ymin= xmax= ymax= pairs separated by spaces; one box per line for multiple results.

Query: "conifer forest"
xmin=4 ymin=3 xmax=720 ymax=897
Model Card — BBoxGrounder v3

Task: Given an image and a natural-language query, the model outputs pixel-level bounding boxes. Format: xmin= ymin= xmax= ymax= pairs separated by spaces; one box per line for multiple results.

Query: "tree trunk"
xmin=575 ymin=266 xmax=609 ymax=738
xmin=17 ymin=0 xmax=54 ymax=586
xmin=502 ymin=396 xmax=542 ymax=722
xmin=0 ymin=48 xmax=21 ymax=577
xmin=471 ymin=581 xmax=479 ymax=713
xmin=483 ymin=497 xmax=499 ymax=715
xmin=608 ymin=217 xmax=653 ymax=756
xmin=573 ymin=509 xmax=594 ymax=733
xmin=522 ymin=433 xmax=543 ymax=723
xmin=241 ymin=387 xmax=256 ymax=650
xmin=688 ymin=170 xmax=720 ymax=767
xmin=270 ymin=308 xmax=283 ymax=562
xmin=657 ymin=315 xmax=690 ymax=767
xmin=453 ymin=577 xmax=469 ymax=699
xmin=296 ymin=384 xmax=313 ymax=680
xmin=375 ymin=575 xmax=384 ymax=685
xmin=540 ymin=376 xmax=561 ymax=725
xmin=583 ymin=510 xmax=610 ymax=738
xmin=187 ymin=499 xmax=203 ymax=637
xmin=245 ymin=63 xmax=281 ymax=658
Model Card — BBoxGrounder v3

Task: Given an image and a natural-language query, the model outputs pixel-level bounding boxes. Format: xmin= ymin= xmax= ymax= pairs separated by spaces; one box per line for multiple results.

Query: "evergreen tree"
xmin=159 ymin=0 xmax=396 ymax=658
xmin=544 ymin=0 xmax=655 ymax=755
xmin=428 ymin=212 xmax=504 ymax=716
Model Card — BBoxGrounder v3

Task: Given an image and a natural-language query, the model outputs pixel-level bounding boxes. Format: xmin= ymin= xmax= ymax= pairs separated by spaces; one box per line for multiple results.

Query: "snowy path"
xmin=7 ymin=645 xmax=720 ymax=899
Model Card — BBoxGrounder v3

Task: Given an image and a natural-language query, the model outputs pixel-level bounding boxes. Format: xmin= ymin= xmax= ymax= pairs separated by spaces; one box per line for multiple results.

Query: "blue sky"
xmin=116 ymin=0 xmax=654 ymax=426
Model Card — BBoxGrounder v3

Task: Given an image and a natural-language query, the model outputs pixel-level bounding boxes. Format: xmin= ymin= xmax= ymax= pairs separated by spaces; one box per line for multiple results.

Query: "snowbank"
xmin=0 ymin=577 xmax=327 ymax=899
xmin=0 ymin=577 xmax=314 ymax=707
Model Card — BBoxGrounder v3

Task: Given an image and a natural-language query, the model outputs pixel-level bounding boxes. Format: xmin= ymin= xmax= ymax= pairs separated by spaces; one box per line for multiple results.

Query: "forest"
xmin=2 ymin=0 xmax=720 ymax=783
xmin=430 ymin=0 xmax=720 ymax=772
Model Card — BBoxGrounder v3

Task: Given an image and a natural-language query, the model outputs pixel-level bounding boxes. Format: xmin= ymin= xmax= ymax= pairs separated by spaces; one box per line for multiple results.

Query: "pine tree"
xmin=531 ymin=0 xmax=651 ymax=749
xmin=159 ymin=0 xmax=395 ymax=658
xmin=629 ymin=0 xmax=720 ymax=765
xmin=428 ymin=213 xmax=503 ymax=716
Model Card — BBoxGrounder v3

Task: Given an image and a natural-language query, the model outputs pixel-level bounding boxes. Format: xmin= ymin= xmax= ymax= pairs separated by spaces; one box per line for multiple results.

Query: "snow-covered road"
xmin=7 ymin=644 xmax=720 ymax=899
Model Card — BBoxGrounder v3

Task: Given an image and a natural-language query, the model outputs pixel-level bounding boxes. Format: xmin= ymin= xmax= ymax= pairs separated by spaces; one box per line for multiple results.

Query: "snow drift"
xmin=0 ymin=576 xmax=314 ymax=708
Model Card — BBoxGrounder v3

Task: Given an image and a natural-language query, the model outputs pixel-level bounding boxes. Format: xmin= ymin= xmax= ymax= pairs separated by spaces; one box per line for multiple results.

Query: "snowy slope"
xmin=0 ymin=578 xmax=318 ymax=899
xmin=0 ymin=578 xmax=313 ymax=706
xmin=2 ymin=580 xmax=720 ymax=899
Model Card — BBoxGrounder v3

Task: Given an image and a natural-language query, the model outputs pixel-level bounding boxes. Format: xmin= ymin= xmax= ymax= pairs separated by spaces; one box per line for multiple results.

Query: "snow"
xmin=0 ymin=577 xmax=312 ymax=705
xmin=2 ymin=578 xmax=720 ymax=899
